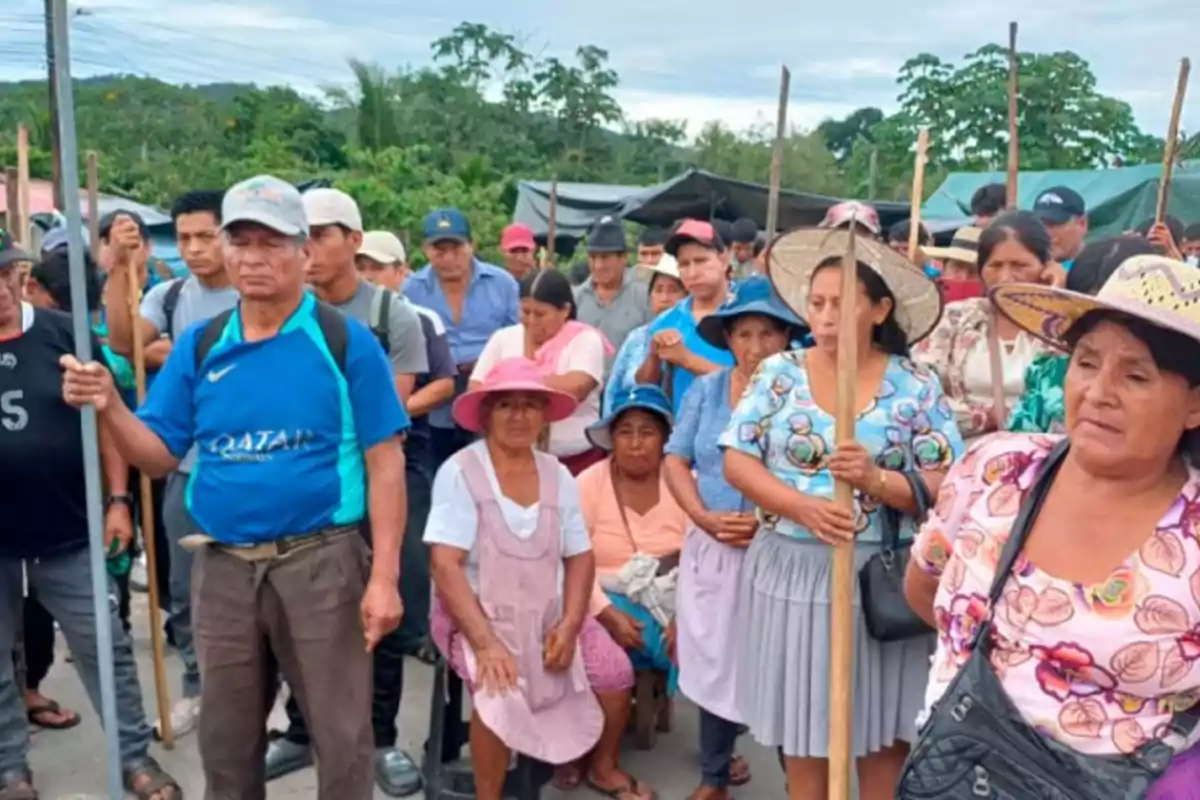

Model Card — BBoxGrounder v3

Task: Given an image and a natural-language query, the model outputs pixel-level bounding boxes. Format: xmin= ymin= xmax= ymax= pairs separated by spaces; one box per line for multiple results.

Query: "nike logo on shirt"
xmin=207 ymin=365 xmax=237 ymax=383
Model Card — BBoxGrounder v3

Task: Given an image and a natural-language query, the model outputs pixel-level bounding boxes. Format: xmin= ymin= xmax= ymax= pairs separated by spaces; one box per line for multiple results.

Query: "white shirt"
xmin=962 ymin=332 xmax=1040 ymax=432
xmin=423 ymin=440 xmax=592 ymax=592
xmin=470 ymin=325 xmax=604 ymax=457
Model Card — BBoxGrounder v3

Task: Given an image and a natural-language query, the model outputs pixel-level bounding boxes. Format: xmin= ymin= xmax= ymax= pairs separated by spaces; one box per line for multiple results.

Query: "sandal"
xmin=553 ymin=763 xmax=584 ymax=791
xmin=410 ymin=638 xmax=439 ymax=666
xmin=0 ymin=769 xmax=36 ymax=800
xmin=729 ymin=754 xmax=751 ymax=787
xmin=584 ymin=773 xmax=656 ymax=800
xmin=26 ymin=700 xmax=81 ymax=731
xmin=122 ymin=756 xmax=182 ymax=800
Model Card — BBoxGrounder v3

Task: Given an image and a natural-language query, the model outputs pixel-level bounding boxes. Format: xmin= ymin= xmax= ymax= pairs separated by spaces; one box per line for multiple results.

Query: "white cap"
xmin=302 ymin=187 xmax=363 ymax=232
xmin=357 ymin=230 xmax=407 ymax=264
xmin=646 ymin=254 xmax=679 ymax=280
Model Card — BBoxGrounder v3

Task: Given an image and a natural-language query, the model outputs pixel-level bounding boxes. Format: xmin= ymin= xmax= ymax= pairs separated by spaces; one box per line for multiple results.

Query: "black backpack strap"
xmin=368 ymin=285 xmax=392 ymax=355
xmin=314 ymin=301 xmax=350 ymax=375
xmin=194 ymin=307 xmax=235 ymax=370
xmin=161 ymin=277 xmax=186 ymax=341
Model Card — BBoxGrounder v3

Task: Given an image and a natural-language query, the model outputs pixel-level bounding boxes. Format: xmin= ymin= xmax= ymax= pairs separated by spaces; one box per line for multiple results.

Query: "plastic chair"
xmin=421 ymin=658 xmax=553 ymax=799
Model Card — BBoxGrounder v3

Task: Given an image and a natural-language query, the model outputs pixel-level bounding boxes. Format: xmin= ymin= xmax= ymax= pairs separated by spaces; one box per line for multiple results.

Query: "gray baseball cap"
xmin=221 ymin=175 xmax=308 ymax=237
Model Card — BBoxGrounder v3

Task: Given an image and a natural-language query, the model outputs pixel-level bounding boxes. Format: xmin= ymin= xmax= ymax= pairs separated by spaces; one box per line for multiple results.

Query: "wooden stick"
xmin=765 ymin=65 xmax=791 ymax=251
xmin=907 ymin=129 xmax=930 ymax=264
xmin=4 ymin=169 xmax=18 ymax=243
xmin=123 ymin=252 xmax=175 ymax=747
xmin=16 ymin=125 xmax=31 ymax=250
xmin=828 ymin=225 xmax=858 ymax=800
xmin=544 ymin=177 xmax=558 ymax=269
xmin=85 ymin=152 xmax=100 ymax=264
xmin=1006 ymin=22 xmax=1019 ymax=209
xmin=1155 ymin=58 xmax=1191 ymax=224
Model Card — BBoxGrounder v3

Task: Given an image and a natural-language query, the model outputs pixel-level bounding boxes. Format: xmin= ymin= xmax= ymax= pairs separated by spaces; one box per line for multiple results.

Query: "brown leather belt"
xmin=179 ymin=524 xmax=359 ymax=562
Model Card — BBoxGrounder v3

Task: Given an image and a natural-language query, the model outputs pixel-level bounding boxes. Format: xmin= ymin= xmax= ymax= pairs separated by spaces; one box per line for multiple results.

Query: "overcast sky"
xmin=1 ymin=0 xmax=1195 ymax=141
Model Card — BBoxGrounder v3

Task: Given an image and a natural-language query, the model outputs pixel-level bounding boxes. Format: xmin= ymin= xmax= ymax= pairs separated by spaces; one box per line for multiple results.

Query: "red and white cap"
xmin=819 ymin=201 xmax=881 ymax=235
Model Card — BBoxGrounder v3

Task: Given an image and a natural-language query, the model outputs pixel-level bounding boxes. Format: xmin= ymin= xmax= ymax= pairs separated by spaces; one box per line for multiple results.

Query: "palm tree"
xmin=327 ymin=60 xmax=401 ymax=152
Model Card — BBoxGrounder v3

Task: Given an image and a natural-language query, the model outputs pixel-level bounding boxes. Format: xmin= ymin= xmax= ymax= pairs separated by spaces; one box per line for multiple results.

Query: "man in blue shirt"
xmin=61 ymin=175 xmax=409 ymax=800
xmin=403 ymin=208 xmax=518 ymax=467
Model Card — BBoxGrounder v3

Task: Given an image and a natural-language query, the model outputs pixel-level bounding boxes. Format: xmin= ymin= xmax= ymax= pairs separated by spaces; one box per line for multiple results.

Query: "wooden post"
xmin=765 ymin=65 xmax=791 ymax=247
xmin=1155 ymin=58 xmax=1191 ymax=224
xmin=16 ymin=125 xmax=31 ymax=250
xmin=828 ymin=225 xmax=858 ymax=800
xmin=123 ymin=243 xmax=175 ymax=748
xmin=1006 ymin=22 xmax=1019 ymax=209
xmin=907 ymin=130 xmax=930 ymax=264
xmin=85 ymin=152 xmax=100 ymax=264
xmin=4 ymin=169 xmax=18 ymax=241
xmin=544 ymin=177 xmax=558 ymax=269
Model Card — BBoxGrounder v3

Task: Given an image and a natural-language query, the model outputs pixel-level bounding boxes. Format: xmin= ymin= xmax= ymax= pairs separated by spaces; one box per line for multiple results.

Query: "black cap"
xmin=587 ymin=216 xmax=627 ymax=254
xmin=713 ymin=219 xmax=734 ymax=247
xmin=1032 ymin=187 xmax=1086 ymax=225
xmin=637 ymin=226 xmax=669 ymax=247
xmin=0 ymin=227 xmax=32 ymax=269
xmin=730 ymin=218 xmax=758 ymax=244
xmin=98 ymin=210 xmax=150 ymax=241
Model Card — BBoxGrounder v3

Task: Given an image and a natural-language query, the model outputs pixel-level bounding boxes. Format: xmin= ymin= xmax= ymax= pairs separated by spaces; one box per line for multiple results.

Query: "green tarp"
xmin=923 ymin=162 xmax=1200 ymax=240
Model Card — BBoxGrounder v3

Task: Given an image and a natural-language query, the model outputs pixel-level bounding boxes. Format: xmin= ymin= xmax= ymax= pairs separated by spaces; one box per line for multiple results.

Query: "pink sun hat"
xmin=452 ymin=357 xmax=578 ymax=433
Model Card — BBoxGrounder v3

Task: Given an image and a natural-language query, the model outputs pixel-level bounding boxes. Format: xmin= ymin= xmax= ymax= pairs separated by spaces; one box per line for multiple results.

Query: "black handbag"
xmin=859 ymin=470 xmax=935 ymax=642
xmin=898 ymin=440 xmax=1200 ymax=800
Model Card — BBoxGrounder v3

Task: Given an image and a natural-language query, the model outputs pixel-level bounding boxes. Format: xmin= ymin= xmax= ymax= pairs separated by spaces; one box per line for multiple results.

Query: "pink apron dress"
xmin=433 ymin=449 xmax=603 ymax=764
xmin=675 ymin=525 xmax=745 ymax=723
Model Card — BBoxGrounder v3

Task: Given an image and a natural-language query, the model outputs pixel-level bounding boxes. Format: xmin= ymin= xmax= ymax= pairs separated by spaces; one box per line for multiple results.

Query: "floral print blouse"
xmin=718 ymin=350 xmax=963 ymax=543
xmin=913 ymin=433 xmax=1200 ymax=756
xmin=1007 ymin=353 xmax=1070 ymax=434
xmin=913 ymin=297 xmax=1051 ymax=442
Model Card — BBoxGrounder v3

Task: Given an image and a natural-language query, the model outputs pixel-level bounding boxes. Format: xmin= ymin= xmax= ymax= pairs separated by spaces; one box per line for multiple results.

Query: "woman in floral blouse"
xmin=1008 ymin=235 xmax=1155 ymax=434
xmin=720 ymin=231 xmax=963 ymax=800
xmin=905 ymin=253 xmax=1200 ymax=797
xmin=914 ymin=212 xmax=1055 ymax=443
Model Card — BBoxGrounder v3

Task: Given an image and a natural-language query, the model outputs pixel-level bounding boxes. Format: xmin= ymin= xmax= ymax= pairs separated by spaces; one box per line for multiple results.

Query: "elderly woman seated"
xmin=577 ymin=386 xmax=689 ymax=684
xmin=425 ymin=357 xmax=652 ymax=800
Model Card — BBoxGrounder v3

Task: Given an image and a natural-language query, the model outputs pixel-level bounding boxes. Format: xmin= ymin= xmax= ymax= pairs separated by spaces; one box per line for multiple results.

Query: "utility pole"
xmin=44 ymin=0 xmax=63 ymax=210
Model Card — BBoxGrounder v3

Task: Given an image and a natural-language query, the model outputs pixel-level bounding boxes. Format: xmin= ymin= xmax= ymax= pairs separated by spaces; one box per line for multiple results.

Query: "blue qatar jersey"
xmin=137 ymin=294 xmax=410 ymax=544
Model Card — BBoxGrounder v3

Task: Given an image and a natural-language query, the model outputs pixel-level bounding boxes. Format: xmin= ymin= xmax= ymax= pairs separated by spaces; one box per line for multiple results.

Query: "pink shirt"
xmin=577 ymin=459 xmax=689 ymax=615
xmin=913 ymin=433 xmax=1200 ymax=756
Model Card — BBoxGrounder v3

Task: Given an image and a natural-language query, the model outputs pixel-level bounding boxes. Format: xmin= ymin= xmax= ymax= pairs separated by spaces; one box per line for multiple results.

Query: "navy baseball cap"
xmin=0 ymin=228 xmax=32 ymax=269
xmin=423 ymin=208 xmax=471 ymax=244
xmin=1033 ymin=186 xmax=1086 ymax=225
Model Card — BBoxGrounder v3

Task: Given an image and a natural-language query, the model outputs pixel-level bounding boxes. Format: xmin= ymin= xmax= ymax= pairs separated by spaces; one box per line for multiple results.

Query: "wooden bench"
xmin=628 ymin=668 xmax=673 ymax=750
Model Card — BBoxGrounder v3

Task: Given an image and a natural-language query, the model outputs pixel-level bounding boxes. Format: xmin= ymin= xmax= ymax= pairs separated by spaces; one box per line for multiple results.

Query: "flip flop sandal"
xmin=26 ymin=701 xmax=81 ymax=731
xmin=584 ymin=775 xmax=657 ymax=800
xmin=122 ymin=756 xmax=183 ymax=800
xmin=552 ymin=764 xmax=584 ymax=791
xmin=0 ymin=768 xmax=37 ymax=800
xmin=729 ymin=755 xmax=751 ymax=787
xmin=410 ymin=639 xmax=439 ymax=666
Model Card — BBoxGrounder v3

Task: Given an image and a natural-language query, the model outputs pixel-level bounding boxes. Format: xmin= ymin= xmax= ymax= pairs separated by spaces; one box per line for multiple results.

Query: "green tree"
xmin=817 ymin=107 xmax=884 ymax=163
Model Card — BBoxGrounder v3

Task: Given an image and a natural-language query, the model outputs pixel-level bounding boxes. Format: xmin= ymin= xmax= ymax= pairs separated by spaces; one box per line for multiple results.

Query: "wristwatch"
xmin=105 ymin=493 xmax=134 ymax=510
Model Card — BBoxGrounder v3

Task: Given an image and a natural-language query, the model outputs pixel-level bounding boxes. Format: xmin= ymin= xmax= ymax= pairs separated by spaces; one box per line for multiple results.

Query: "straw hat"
xmin=991 ymin=254 xmax=1200 ymax=350
xmin=767 ymin=227 xmax=944 ymax=344
xmin=925 ymin=226 xmax=982 ymax=265
xmin=451 ymin=358 xmax=578 ymax=433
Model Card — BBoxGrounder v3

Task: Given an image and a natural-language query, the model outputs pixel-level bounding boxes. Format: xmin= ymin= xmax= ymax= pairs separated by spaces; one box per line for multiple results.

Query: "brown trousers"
xmin=192 ymin=532 xmax=373 ymax=800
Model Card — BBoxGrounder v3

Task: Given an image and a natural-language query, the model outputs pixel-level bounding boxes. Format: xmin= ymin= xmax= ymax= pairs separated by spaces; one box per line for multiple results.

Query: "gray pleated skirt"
xmin=735 ymin=529 xmax=934 ymax=759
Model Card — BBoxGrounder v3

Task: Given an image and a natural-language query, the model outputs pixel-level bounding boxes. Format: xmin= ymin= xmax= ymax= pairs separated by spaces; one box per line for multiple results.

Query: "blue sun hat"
xmin=586 ymin=385 xmax=674 ymax=451
xmin=697 ymin=274 xmax=809 ymax=349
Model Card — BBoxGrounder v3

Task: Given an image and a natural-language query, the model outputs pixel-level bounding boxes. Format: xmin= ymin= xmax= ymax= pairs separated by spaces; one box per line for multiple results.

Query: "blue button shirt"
xmin=138 ymin=294 xmax=410 ymax=544
xmin=664 ymin=369 xmax=747 ymax=512
xmin=404 ymin=259 xmax=518 ymax=428
xmin=647 ymin=298 xmax=735 ymax=412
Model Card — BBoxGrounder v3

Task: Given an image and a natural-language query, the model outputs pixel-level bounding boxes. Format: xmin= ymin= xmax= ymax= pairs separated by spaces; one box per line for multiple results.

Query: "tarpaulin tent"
xmin=922 ymin=162 xmax=1200 ymax=240
xmin=513 ymin=180 xmax=640 ymax=240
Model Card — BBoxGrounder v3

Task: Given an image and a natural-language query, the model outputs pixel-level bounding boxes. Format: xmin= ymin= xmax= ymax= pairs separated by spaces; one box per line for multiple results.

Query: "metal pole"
xmin=50 ymin=1 xmax=125 ymax=796
xmin=45 ymin=0 xmax=63 ymax=210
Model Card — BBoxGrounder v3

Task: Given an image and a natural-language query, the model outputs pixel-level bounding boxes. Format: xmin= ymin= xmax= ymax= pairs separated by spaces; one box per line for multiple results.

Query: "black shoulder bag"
xmin=859 ymin=470 xmax=935 ymax=642
xmin=898 ymin=440 xmax=1200 ymax=800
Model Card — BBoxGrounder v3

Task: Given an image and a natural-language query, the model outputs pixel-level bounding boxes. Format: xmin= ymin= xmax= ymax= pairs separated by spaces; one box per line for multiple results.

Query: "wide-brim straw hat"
xmin=452 ymin=357 xmax=578 ymax=434
xmin=925 ymin=226 xmax=982 ymax=265
xmin=991 ymin=254 xmax=1200 ymax=351
xmin=767 ymin=226 xmax=944 ymax=344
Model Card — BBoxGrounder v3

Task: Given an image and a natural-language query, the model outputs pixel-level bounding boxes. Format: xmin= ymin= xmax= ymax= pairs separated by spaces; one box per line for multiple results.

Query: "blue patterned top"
xmin=664 ymin=369 xmax=747 ymax=513
xmin=718 ymin=350 xmax=964 ymax=542
xmin=603 ymin=322 xmax=652 ymax=417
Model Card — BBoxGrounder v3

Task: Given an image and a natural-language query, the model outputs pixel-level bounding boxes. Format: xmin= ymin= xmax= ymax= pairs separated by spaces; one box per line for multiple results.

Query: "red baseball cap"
xmin=819 ymin=201 xmax=881 ymax=235
xmin=665 ymin=219 xmax=726 ymax=257
xmin=500 ymin=223 xmax=536 ymax=252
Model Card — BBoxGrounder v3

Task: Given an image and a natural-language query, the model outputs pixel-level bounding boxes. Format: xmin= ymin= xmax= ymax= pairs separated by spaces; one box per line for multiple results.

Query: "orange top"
xmin=576 ymin=458 xmax=689 ymax=615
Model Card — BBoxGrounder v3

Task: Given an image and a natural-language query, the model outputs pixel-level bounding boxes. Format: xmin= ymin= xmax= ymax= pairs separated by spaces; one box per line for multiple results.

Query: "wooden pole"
xmin=765 ymin=65 xmax=791 ymax=246
xmin=4 ymin=169 xmax=20 ymax=272
xmin=827 ymin=224 xmax=858 ymax=800
xmin=1006 ymin=22 xmax=1019 ymax=209
xmin=123 ymin=240 xmax=175 ymax=748
xmin=544 ymin=177 xmax=558 ymax=269
xmin=1155 ymin=58 xmax=1191 ymax=224
xmin=85 ymin=152 xmax=99 ymax=264
xmin=16 ymin=125 xmax=31 ymax=250
xmin=907 ymin=130 xmax=930 ymax=263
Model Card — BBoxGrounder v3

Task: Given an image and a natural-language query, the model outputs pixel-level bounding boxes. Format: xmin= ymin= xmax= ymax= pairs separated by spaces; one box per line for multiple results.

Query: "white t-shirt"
xmin=423 ymin=440 xmax=591 ymax=592
xmin=470 ymin=325 xmax=604 ymax=456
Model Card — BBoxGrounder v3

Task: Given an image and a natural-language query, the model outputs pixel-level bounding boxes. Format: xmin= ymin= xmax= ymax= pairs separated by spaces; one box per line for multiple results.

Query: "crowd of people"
xmin=0 ymin=170 xmax=1198 ymax=800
